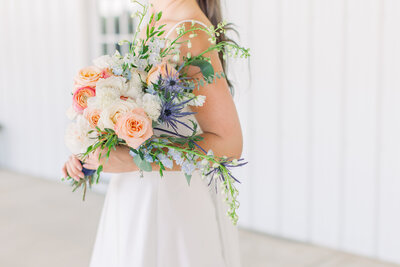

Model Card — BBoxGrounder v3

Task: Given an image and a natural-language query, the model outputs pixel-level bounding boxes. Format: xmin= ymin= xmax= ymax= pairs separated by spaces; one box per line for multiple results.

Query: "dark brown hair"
xmin=196 ymin=0 xmax=236 ymax=91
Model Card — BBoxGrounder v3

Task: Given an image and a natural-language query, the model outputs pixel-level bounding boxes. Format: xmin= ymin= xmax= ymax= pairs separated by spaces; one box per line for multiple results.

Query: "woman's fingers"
xmin=83 ymin=162 xmax=97 ymax=170
xmin=66 ymin=160 xmax=84 ymax=181
xmin=65 ymin=162 xmax=77 ymax=181
xmin=65 ymin=161 xmax=79 ymax=181
xmin=84 ymin=149 xmax=102 ymax=169
xmin=61 ymin=163 xmax=68 ymax=178
xmin=61 ymin=155 xmax=85 ymax=182
xmin=70 ymin=155 xmax=83 ymax=171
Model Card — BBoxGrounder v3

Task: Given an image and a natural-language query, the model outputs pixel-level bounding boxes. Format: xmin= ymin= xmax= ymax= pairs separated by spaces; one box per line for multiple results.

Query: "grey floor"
xmin=0 ymin=169 xmax=398 ymax=267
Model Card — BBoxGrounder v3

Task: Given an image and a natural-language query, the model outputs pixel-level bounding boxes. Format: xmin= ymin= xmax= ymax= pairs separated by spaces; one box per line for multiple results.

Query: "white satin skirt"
xmin=89 ymin=170 xmax=241 ymax=267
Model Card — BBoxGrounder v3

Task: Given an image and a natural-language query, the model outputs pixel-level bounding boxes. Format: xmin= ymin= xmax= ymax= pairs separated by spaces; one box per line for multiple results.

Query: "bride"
xmin=62 ymin=0 xmax=243 ymax=266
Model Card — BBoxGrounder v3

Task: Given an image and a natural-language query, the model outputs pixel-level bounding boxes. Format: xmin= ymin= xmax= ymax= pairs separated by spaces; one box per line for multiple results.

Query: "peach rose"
xmin=83 ymin=107 xmax=101 ymax=128
xmin=73 ymin=87 xmax=96 ymax=112
xmin=98 ymin=99 xmax=137 ymax=129
xmin=146 ymin=61 xmax=178 ymax=85
xmin=114 ymin=108 xmax=153 ymax=149
xmin=74 ymin=66 xmax=102 ymax=88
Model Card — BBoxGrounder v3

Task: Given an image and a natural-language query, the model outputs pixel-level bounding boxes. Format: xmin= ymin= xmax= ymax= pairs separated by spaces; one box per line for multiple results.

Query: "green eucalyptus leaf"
xmin=185 ymin=173 xmax=192 ymax=185
xmin=188 ymin=59 xmax=214 ymax=81
xmin=133 ymin=154 xmax=152 ymax=172
xmin=152 ymin=121 xmax=160 ymax=127
xmin=138 ymin=150 xmax=144 ymax=159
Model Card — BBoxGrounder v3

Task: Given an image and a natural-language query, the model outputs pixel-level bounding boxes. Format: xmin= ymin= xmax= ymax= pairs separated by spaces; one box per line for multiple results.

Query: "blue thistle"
xmin=160 ymin=65 xmax=193 ymax=94
xmin=205 ymin=158 xmax=246 ymax=190
xmin=159 ymin=94 xmax=196 ymax=132
xmin=162 ymin=75 xmax=182 ymax=93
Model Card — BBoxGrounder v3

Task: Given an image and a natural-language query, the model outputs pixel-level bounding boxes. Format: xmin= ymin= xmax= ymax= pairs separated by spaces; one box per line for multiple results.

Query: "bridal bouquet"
xmin=63 ymin=2 xmax=249 ymax=224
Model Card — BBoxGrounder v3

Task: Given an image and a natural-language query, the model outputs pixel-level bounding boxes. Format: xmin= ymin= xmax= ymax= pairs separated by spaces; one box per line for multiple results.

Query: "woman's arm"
xmin=173 ymin=24 xmax=243 ymax=159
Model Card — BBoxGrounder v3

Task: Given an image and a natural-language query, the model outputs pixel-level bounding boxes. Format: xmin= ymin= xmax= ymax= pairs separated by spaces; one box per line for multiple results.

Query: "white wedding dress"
xmin=89 ymin=21 xmax=242 ymax=267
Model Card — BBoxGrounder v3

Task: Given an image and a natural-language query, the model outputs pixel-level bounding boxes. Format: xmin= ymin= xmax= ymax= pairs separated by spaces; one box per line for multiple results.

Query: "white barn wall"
xmin=378 ymin=0 xmax=400 ymax=263
xmin=247 ymin=0 xmax=281 ymax=235
xmin=310 ymin=0 xmax=344 ymax=249
xmin=1 ymin=0 xmax=400 ymax=264
xmin=279 ymin=0 xmax=313 ymax=241
xmin=0 ymin=0 xmax=90 ymax=178
xmin=225 ymin=0 xmax=400 ymax=264
xmin=342 ymin=0 xmax=380 ymax=256
xmin=223 ymin=0 xmax=253 ymax=229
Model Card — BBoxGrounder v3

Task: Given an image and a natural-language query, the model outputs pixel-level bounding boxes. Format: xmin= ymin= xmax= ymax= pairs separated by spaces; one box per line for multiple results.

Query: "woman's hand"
xmin=81 ymin=147 xmax=106 ymax=171
xmin=83 ymin=145 xmax=138 ymax=173
xmin=62 ymin=155 xmax=84 ymax=181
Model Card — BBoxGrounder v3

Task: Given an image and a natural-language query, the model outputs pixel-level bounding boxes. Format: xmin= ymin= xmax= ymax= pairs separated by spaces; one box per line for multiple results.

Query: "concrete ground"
xmin=0 ymin=169 xmax=398 ymax=267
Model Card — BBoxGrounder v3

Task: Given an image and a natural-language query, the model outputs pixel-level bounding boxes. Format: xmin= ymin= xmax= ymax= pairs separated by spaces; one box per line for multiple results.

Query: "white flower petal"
xmin=65 ymin=116 xmax=96 ymax=154
xmin=142 ymin=93 xmax=161 ymax=121
xmin=98 ymin=99 xmax=137 ymax=130
xmin=93 ymin=55 xmax=113 ymax=69
xmin=66 ymin=106 xmax=78 ymax=120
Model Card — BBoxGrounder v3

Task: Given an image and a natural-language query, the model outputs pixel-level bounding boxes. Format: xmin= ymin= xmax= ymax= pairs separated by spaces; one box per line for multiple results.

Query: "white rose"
xmin=98 ymin=99 xmax=138 ymax=129
xmin=65 ymin=116 xmax=97 ymax=154
xmin=142 ymin=93 xmax=161 ymax=121
xmin=96 ymin=76 xmax=127 ymax=94
xmin=94 ymin=51 xmax=124 ymax=70
xmin=90 ymin=92 xmax=119 ymax=110
xmin=86 ymin=97 xmax=100 ymax=110
xmin=93 ymin=55 xmax=113 ymax=69
xmin=66 ymin=106 xmax=78 ymax=120
xmin=95 ymin=76 xmax=127 ymax=108
xmin=124 ymin=70 xmax=146 ymax=100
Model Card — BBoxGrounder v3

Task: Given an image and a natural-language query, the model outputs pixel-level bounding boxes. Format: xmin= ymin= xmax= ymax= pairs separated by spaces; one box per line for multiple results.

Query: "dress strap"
xmin=164 ymin=20 xmax=209 ymax=39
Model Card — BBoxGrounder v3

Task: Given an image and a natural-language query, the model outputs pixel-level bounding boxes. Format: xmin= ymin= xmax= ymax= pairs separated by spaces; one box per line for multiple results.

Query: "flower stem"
xmin=153 ymin=127 xmax=207 ymax=154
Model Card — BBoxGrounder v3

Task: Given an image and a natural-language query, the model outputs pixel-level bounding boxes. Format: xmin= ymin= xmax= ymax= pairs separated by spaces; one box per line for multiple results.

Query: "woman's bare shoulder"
xmin=160 ymin=13 xmax=212 ymax=38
